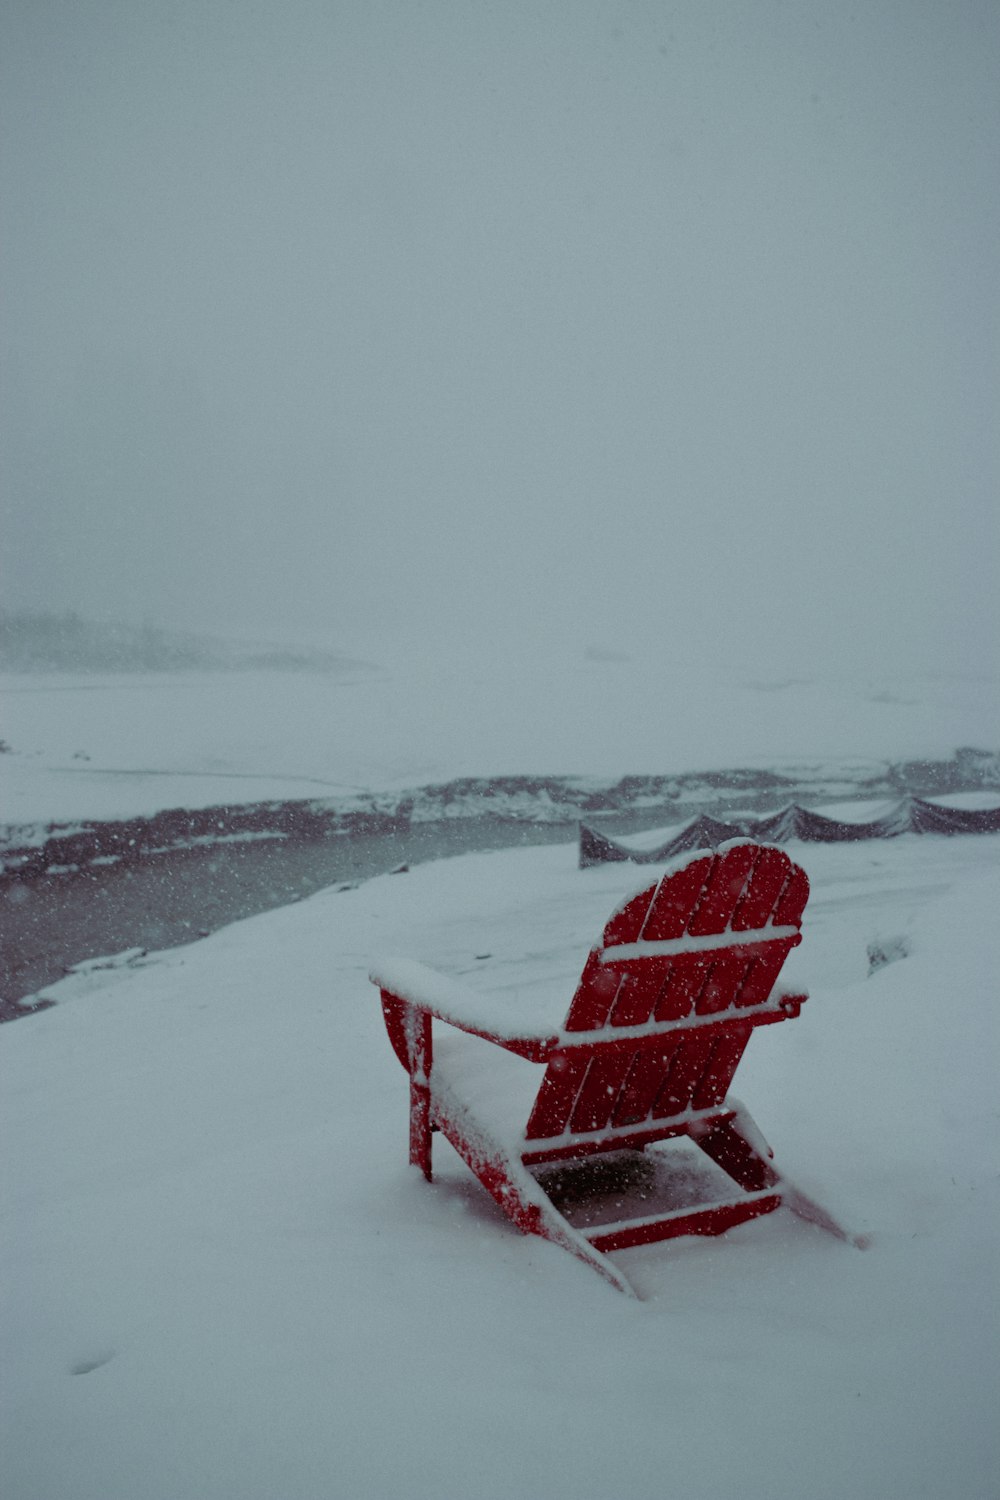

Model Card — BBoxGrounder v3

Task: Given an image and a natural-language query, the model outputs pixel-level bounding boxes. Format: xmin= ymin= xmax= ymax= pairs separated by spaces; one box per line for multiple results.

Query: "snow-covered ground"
xmin=2 ymin=639 xmax=997 ymax=832
xmin=3 ymin=830 xmax=998 ymax=1499
xmin=3 ymin=641 xmax=998 ymax=1493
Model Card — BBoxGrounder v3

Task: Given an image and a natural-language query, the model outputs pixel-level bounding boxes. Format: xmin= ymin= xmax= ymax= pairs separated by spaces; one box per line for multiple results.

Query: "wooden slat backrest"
xmin=523 ymin=843 xmax=808 ymax=1144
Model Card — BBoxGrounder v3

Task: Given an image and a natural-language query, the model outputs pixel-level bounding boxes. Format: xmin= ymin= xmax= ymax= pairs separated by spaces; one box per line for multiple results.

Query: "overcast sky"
xmin=2 ymin=0 xmax=997 ymax=676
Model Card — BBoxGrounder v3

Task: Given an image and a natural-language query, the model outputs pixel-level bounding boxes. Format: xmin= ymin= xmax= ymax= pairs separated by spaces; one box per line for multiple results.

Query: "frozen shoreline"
xmin=3 ymin=659 xmax=997 ymax=1016
xmin=4 ymin=763 xmax=999 ymax=1022
xmin=4 ymin=747 xmax=999 ymax=876
xmin=0 ymin=817 xmax=574 ymax=1020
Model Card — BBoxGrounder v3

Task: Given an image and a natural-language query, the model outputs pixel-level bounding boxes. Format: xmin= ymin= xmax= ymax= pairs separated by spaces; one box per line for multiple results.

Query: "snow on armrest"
xmin=370 ymin=956 xmax=559 ymax=1047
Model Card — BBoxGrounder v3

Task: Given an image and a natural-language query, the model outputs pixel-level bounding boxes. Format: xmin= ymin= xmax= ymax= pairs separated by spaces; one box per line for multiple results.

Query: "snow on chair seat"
xmin=370 ymin=840 xmax=848 ymax=1296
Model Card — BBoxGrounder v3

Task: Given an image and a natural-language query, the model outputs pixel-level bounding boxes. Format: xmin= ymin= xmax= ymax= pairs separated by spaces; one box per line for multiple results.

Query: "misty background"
xmin=2 ymin=0 xmax=997 ymax=679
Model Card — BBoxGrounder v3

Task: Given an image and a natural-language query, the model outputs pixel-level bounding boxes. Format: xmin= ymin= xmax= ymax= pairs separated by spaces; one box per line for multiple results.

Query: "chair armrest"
xmin=747 ymin=984 xmax=808 ymax=1025
xmin=370 ymin=957 xmax=558 ymax=1064
xmin=773 ymin=983 xmax=808 ymax=1018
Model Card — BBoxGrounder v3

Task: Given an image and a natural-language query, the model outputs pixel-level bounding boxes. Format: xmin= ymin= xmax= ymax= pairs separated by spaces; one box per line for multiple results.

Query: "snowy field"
xmin=2 ymin=642 xmax=998 ymax=833
xmin=3 ymin=830 xmax=998 ymax=1499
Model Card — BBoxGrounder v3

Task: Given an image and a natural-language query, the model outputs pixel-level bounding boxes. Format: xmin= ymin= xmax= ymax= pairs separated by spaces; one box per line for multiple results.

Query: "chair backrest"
xmin=523 ymin=842 xmax=808 ymax=1145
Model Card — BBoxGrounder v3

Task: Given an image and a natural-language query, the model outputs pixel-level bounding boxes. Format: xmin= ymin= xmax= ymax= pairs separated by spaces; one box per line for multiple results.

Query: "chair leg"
xmin=691 ymin=1108 xmax=778 ymax=1193
xmin=434 ymin=1111 xmax=639 ymax=1295
xmin=405 ymin=1006 xmax=433 ymax=1180
xmin=409 ymin=1077 xmax=432 ymax=1180
xmin=694 ymin=1104 xmax=866 ymax=1247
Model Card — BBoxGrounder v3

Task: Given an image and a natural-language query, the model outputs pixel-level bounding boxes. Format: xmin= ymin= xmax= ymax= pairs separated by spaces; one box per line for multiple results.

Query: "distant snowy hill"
xmin=0 ymin=610 xmax=375 ymax=677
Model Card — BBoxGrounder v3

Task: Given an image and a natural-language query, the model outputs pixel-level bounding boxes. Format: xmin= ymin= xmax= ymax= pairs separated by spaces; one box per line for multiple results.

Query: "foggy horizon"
xmin=2 ymin=1 xmax=997 ymax=680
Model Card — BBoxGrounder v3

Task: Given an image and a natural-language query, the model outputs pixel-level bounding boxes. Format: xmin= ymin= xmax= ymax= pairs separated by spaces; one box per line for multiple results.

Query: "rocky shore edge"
xmin=4 ymin=747 xmax=998 ymax=881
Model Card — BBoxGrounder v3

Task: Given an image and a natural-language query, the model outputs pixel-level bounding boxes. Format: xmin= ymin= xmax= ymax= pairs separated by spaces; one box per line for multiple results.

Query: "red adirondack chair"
xmin=371 ymin=840 xmax=847 ymax=1295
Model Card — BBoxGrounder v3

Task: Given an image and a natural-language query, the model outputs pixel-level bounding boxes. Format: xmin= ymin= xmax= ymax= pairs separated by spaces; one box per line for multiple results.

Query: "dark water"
xmin=0 ymin=819 xmax=576 ymax=1020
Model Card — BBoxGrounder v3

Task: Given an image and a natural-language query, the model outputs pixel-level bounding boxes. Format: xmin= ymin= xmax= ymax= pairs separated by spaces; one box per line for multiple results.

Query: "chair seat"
xmin=432 ymin=1022 xmax=746 ymax=1165
xmin=432 ymin=1029 xmax=541 ymax=1152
